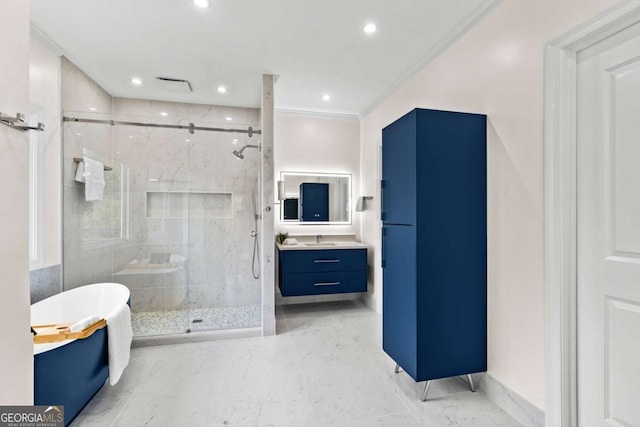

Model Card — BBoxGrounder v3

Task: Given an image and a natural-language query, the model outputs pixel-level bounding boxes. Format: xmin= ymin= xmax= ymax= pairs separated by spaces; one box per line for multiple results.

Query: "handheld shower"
xmin=233 ymin=144 xmax=260 ymax=159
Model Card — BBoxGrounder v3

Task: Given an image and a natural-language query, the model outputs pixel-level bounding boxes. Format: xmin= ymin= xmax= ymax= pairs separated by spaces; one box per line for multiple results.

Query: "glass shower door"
xmin=63 ymin=108 xmax=262 ymax=337
xmin=186 ymin=130 xmax=262 ymax=332
xmin=112 ymin=122 xmax=192 ymax=336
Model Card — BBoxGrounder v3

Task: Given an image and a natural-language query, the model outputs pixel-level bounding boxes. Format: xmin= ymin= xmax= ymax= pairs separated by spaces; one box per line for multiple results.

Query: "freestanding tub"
xmin=31 ymin=283 xmax=130 ymax=426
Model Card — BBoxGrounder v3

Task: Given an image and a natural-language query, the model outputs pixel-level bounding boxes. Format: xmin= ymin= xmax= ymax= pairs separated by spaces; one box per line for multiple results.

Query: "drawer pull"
xmin=313 ymin=259 xmax=340 ymax=263
xmin=314 ymin=282 xmax=341 ymax=287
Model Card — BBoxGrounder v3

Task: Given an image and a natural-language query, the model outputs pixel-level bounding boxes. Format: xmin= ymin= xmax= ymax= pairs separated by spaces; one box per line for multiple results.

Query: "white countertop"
xmin=277 ymin=241 xmax=368 ymax=251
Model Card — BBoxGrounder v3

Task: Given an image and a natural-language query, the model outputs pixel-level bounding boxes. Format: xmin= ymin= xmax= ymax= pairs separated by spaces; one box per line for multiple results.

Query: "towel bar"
xmin=73 ymin=158 xmax=113 ymax=171
xmin=0 ymin=112 xmax=45 ymax=132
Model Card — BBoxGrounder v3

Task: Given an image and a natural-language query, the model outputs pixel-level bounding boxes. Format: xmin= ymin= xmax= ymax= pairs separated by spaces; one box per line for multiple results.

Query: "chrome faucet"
xmin=316 ymin=234 xmax=324 ymax=244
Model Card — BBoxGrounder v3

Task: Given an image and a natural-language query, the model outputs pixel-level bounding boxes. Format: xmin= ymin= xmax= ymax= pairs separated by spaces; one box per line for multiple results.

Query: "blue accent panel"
xmin=300 ymin=182 xmax=329 ymax=222
xmin=34 ymin=328 xmax=109 ymax=426
xmin=382 ymin=225 xmax=418 ymax=379
xmin=382 ymin=110 xmax=416 ymax=225
xmin=382 ymin=108 xmax=487 ymax=383
xmin=280 ymin=249 xmax=367 ymax=274
xmin=280 ymin=271 xmax=367 ymax=296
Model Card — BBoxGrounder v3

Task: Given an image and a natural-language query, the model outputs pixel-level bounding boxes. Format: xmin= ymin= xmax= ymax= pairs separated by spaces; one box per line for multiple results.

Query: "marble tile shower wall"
xmin=62 ymin=58 xmax=262 ymax=317
xmin=65 ymin=105 xmax=260 ymax=318
xmin=62 ymin=57 xmax=124 ymax=291
xmin=109 ymin=98 xmax=261 ymax=313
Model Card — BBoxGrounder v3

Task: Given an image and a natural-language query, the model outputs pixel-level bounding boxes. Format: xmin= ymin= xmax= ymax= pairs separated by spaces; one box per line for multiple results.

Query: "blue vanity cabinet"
xmin=278 ymin=248 xmax=367 ymax=296
xmin=382 ymin=108 xmax=487 ymax=384
xmin=300 ymin=183 xmax=329 ymax=222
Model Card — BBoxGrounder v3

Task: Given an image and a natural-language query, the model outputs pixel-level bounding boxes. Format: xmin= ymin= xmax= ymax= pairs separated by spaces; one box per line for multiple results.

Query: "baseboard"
xmin=361 ymin=293 xmax=378 ymax=312
xmin=476 ymin=373 xmax=545 ymax=427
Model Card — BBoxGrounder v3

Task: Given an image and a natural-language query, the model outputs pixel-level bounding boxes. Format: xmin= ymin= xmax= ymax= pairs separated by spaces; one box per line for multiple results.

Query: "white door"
xmin=577 ymin=22 xmax=640 ymax=427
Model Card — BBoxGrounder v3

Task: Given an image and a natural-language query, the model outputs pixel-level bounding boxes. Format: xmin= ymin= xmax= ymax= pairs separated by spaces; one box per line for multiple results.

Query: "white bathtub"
xmin=31 ymin=282 xmax=130 ymax=355
xmin=32 ymin=283 xmax=130 ymax=426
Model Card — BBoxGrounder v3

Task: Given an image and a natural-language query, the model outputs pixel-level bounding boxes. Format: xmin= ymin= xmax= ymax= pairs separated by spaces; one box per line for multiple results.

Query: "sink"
xmin=304 ymin=242 xmax=336 ymax=246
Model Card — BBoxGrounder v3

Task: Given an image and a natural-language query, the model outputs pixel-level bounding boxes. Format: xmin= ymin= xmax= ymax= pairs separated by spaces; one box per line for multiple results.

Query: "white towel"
xmin=76 ymin=157 xmax=106 ymax=201
xmin=69 ymin=315 xmax=100 ymax=332
xmin=74 ymin=161 xmax=86 ymax=183
xmin=284 ymin=238 xmax=299 ymax=245
xmin=105 ymin=304 xmax=133 ymax=386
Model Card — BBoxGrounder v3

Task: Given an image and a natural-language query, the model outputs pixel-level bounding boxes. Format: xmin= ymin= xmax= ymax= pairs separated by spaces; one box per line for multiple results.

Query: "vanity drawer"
xmin=280 ymin=249 xmax=367 ymax=274
xmin=280 ymin=271 xmax=367 ymax=296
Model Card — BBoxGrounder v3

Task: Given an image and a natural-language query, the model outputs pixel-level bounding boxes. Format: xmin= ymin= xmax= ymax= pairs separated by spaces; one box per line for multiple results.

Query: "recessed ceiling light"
xmin=322 ymin=94 xmax=331 ymax=102
xmin=364 ymin=23 xmax=377 ymax=34
xmin=232 ymin=139 xmax=238 ymax=144
xmin=128 ymin=135 xmax=134 ymax=139
xmin=131 ymin=77 xmax=142 ymax=86
xmin=89 ymin=107 xmax=97 ymax=111
xmin=149 ymin=178 xmax=159 ymax=182
xmin=193 ymin=0 xmax=211 ymax=8
xmin=217 ymin=86 xmax=227 ymax=93
xmin=160 ymin=112 xmax=168 ymax=117
xmin=225 ymin=117 xmax=232 ymax=121
xmin=186 ymin=138 xmax=191 ymax=142
xmin=75 ymin=133 xmax=81 ymax=136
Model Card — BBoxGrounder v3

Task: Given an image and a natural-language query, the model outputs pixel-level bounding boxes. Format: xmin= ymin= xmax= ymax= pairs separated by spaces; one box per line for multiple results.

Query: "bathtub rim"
xmin=32 ymin=282 xmax=130 ymax=355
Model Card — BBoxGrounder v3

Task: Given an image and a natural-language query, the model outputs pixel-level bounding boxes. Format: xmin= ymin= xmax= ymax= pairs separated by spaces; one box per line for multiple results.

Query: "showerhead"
xmin=232 ymin=144 xmax=259 ymax=160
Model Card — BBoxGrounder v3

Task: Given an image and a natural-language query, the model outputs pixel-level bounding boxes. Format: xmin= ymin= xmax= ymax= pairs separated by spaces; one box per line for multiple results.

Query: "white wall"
xmin=360 ymin=0 xmax=621 ymax=411
xmin=0 ymin=0 xmax=33 ymax=405
xmin=30 ymin=33 xmax=62 ymax=270
xmin=274 ymin=112 xmax=361 ymax=238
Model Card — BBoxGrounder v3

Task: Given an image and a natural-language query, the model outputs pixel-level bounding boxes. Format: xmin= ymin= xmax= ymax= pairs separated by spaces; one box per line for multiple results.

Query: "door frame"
xmin=544 ymin=1 xmax=640 ymax=426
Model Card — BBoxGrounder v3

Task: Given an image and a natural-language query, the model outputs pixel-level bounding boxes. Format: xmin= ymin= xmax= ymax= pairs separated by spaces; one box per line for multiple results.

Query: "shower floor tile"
xmin=131 ymin=305 xmax=261 ymax=336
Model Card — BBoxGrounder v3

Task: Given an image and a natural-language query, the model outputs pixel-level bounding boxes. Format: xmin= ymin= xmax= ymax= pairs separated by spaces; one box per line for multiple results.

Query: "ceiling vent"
xmin=156 ymin=77 xmax=192 ymax=94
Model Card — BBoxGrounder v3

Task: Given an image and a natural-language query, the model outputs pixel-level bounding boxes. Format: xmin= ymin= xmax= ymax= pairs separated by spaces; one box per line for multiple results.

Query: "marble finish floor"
xmin=73 ymin=301 xmax=522 ymax=427
xmin=131 ymin=305 xmax=261 ymax=336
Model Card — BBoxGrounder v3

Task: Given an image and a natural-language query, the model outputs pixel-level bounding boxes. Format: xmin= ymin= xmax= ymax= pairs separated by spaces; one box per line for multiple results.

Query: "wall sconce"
xmin=277 ymin=180 xmax=285 ymax=201
xmin=355 ymin=196 xmax=373 ymax=212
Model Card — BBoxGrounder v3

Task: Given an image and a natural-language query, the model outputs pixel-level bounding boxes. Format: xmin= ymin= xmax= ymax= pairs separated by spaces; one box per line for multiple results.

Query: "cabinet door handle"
xmin=314 ymin=259 xmax=340 ymax=263
xmin=314 ymin=282 xmax=340 ymax=287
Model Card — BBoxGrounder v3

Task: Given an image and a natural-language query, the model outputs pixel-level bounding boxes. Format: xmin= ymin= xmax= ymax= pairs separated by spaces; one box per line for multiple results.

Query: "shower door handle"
xmin=250 ymin=231 xmax=257 ymax=237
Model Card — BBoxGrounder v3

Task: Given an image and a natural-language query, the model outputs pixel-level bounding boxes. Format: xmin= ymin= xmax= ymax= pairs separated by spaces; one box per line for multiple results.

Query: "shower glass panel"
xmin=63 ymin=108 xmax=261 ymax=337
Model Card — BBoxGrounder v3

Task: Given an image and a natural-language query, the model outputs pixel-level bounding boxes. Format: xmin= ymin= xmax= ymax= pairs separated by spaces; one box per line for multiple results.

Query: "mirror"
xmin=279 ymin=172 xmax=351 ymax=224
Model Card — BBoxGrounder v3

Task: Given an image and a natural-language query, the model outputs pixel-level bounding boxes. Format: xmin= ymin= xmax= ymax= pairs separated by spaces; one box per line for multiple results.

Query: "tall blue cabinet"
xmin=381 ymin=108 xmax=487 ymax=400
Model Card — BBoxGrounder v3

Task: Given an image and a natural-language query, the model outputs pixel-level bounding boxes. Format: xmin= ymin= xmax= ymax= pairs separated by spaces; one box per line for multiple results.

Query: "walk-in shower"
xmin=62 ymin=101 xmax=263 ymax=337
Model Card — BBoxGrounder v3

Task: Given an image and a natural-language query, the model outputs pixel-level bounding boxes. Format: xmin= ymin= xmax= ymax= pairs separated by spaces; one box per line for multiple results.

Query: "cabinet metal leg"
xmin=467 ymin=374 xmax=476 ymax=392
xmin=421 ymin=380 xmax=432 ymax=402
xmin=394 ymin=363 xmax=400 ymax=374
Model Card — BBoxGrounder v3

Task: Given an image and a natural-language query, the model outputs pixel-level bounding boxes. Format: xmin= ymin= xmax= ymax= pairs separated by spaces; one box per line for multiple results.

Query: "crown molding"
xmin=275 ymin=108 xmax=359 ymax=121
xmin=30 ymin=23 xmax=64 ymax=57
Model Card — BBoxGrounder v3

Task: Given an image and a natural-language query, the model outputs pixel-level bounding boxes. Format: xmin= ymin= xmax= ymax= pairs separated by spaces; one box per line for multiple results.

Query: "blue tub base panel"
xmin=34 ymin=327 xmax=109 ymax=426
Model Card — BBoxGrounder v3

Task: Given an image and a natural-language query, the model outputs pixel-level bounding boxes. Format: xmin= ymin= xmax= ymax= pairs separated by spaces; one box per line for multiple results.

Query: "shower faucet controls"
xmin=250 ymin=231 xmax=257 ymax=237
xmin=265 ymin=206 xmax=271 ymax=212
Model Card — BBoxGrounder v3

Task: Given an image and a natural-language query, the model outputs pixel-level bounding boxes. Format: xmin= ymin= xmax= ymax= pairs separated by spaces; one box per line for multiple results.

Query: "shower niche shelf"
xmin=146 ymin=191 xmax=232 ymax=219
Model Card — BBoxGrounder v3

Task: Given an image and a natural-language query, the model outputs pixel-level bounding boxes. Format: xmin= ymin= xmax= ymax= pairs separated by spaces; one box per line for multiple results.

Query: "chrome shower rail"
xmin=63 ymin=116 xmax=261 ymax=137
